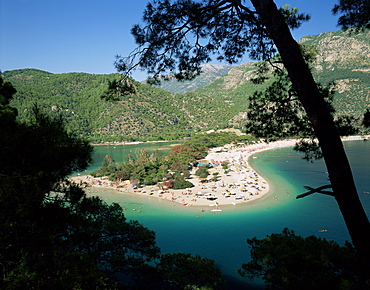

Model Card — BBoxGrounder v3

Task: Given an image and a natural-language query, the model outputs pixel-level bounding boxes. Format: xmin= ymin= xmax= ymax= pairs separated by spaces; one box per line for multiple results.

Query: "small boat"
xmin=318 ymin=229 xmax=328 ymax=232
xmin=211 ymin=207 xmax=222 ymax=212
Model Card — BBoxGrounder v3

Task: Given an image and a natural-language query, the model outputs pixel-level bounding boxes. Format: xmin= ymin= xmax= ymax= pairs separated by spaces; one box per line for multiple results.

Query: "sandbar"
xmin=70 ymin=136 xmax=368 ymax=208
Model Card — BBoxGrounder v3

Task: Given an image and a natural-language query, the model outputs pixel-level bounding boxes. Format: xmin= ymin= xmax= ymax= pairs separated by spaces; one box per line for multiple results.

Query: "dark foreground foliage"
xmin=0 ymin=77 xmax=225 ymax=289
xmin=239 ymin=228 xmax=366 ymax=289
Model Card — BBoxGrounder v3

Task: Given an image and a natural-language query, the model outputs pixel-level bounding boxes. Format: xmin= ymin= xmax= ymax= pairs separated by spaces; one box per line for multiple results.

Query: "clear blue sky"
xmin=1 ymin=0 xmax=341 ymax=81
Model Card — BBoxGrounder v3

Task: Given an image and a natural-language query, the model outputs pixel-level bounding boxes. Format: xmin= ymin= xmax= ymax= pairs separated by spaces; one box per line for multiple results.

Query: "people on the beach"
xmin=69 ymin=139 xmax=305 ymax=207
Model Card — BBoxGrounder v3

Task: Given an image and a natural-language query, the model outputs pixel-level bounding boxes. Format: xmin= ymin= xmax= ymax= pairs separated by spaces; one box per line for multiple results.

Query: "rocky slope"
xmin=195 ymin=29 xmax=370 ymax=121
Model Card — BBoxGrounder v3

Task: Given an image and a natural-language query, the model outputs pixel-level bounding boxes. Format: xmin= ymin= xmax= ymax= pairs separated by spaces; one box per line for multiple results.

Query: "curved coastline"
xmin=70 ymin=136 xmax=369 ymax=208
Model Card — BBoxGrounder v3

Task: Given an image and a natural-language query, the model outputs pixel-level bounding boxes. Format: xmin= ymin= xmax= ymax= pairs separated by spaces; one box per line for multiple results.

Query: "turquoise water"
xmin=84 ymin=140 xmax=370 ymax=289
xmin=82 ymin=141 xmax=179 ymax=174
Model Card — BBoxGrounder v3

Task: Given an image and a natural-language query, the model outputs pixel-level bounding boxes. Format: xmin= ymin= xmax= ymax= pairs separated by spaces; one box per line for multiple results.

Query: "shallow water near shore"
xmin=86 ymin=141 xmax=179 ymax=173
xmin=85 ymin=140 xmax=370 ymax=289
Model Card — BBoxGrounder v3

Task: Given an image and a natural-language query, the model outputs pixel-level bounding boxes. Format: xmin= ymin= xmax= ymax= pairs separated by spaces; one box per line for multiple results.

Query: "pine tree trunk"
xmin=250 ymin=0 xmax=370 ymax=265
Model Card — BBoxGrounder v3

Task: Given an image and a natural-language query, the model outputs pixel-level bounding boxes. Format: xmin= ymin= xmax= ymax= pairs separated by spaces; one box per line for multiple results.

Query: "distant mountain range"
xmin=3 ymin=29 xmax=369 ymax=142
xmin=151 ymin=64 xmax=233 ymax=94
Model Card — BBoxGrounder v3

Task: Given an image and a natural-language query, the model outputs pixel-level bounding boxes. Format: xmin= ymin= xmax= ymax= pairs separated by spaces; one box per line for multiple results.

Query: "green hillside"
xmin=3 ymin=30 xmax=369 ymax=143
xmin=3 ymin=69 xmax=237 ymax=142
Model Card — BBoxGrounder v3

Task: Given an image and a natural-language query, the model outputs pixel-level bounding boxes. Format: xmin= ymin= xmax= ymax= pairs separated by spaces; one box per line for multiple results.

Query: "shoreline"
xmin=90 ymin=140 xmax=180 ymax=146
xmin=70 ymin=136 xmax=369 ymax=208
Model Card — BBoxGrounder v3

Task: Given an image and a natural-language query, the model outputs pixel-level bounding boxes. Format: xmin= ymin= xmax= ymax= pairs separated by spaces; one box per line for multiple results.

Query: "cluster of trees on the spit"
xmin=91 ymin=133 xmax=256 ymax=189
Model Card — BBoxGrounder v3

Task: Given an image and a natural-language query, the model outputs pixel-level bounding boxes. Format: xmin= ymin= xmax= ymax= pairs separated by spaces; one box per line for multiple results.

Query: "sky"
xmin=1 ymin=0 xmax=341 ymax=81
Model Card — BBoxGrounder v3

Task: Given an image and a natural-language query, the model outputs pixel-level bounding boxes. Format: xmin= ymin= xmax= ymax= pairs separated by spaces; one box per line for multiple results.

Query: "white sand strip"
xmin=70 ymin=136 xmax=369 ymax=208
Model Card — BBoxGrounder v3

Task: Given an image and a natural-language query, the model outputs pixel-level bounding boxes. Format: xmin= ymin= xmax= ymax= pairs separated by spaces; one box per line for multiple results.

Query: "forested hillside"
xmin=3 ymin=69 xmax=117 ymax=139
xmin=3 ymin=69 xmax=237 ymax=142
xmin=3 ymin=30 xmax=369 ymax=142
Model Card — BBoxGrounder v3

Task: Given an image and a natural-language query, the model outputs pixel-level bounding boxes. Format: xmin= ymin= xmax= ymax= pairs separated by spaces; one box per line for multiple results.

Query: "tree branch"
xmin=296 ymin=184 xmax=334 ymax=199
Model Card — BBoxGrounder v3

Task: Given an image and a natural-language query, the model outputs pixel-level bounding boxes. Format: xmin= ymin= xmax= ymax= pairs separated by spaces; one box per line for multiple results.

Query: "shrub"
xmin=172 ymin=178 xmax=194 ymax=189
xmin=221 ymin=162 xmax=229 ymax=170
xmin=195 ymin=166 xmax=209 ymax=179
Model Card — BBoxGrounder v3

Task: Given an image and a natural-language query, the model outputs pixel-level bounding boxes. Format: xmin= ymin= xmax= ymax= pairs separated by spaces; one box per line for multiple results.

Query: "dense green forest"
xmin=3 ymin=69 xmax=237 ymax=142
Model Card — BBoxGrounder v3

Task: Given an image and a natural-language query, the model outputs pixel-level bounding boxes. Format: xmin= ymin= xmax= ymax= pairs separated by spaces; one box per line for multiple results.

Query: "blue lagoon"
xmin=84 ymin=140 xmax=370 ymax=289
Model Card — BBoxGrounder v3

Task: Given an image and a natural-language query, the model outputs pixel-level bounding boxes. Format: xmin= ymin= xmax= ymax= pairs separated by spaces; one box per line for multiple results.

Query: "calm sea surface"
xmin=83 ymin=140 xmax=370 ymax=289
xmin=86 ymin=141 xmax=179 ymax=173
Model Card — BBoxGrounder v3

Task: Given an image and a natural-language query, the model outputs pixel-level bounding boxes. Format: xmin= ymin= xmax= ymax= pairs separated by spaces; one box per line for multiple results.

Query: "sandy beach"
xmin=70 ymin=136 xmax=369 ymax=208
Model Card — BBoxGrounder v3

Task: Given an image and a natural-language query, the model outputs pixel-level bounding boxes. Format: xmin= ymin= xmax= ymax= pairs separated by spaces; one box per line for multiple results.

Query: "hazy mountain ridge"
xmin=151 ymin=64 xmax=233 ymax=94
